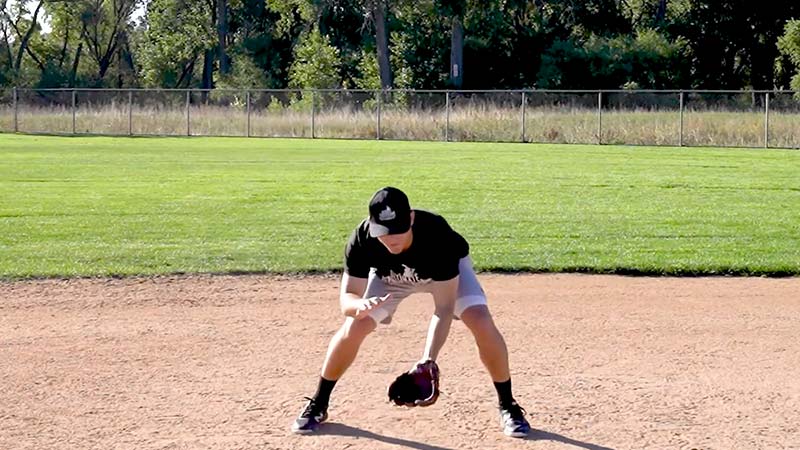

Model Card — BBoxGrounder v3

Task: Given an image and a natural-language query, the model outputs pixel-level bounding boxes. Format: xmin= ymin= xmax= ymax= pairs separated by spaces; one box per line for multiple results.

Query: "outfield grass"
xmin=1 ymin=134 xmax=798 ymax=279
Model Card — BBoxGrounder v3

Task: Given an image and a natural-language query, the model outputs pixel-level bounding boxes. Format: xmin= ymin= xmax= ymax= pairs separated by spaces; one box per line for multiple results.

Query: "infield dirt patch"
xmin=1 ymin=274 xmax=799 ymax=449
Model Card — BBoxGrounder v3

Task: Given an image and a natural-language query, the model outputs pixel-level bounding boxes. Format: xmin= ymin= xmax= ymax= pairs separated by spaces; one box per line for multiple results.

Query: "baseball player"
xmin=291 ymin=186 xmax=531 ymax=438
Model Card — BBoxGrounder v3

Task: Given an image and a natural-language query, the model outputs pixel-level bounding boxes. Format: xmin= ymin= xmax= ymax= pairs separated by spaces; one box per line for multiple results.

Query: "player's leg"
xmin=320 ymin=271 xmax=411 ymax=379
xmin=455 ymin=256 xmax=531 ymax=438
xmin=321 ymin=315 xmax=377 ymax=380
xmin=292 ymin=271 xmax=410 ymax=434
xmin=460 ymin=305 xmax=510 ymax=382
xmin=292 ymin=314 xmax=377 ymax=434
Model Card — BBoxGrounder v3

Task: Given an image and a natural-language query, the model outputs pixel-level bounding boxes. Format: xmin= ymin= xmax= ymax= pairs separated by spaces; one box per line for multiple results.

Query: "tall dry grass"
xmin=1 ymin=103 xmax=798 ymax=148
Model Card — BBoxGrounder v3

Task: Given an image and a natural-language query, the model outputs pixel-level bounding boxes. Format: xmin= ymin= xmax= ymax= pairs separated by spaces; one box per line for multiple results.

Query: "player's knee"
xmin=340 ymin=316 xmax=375 ymax=342
xmin=461 ymin=305 xmax=496 ymax=332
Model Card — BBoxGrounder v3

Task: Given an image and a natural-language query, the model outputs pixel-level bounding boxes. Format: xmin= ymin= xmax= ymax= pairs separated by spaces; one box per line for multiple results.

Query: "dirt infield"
xmin=2 ymin=274 xmax=799 ymax=450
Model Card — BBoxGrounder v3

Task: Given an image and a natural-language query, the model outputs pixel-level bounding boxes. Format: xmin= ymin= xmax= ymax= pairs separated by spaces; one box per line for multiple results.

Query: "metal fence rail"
xmin=1 ymin=88 xmax=798 ymax=149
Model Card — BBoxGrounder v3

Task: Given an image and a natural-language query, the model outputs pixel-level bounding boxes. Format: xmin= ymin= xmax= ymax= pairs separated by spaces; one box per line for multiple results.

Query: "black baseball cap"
xmin=368 ymin=187 xmax=412 ymax=237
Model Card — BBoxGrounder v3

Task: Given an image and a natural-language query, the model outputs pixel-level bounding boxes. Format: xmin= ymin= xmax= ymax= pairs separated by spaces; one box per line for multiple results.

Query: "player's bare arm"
xmin=420 ymin=275 xmax=459 ymax=362
xmin=339 ymin=272 xmax=390 ymax=319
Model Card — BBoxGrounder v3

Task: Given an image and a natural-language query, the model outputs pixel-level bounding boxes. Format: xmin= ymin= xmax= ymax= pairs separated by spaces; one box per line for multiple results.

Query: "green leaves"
xmin=536 ymin=29 xmax=690 ymax=89
xmin=288 ymin=27 xmax=342 ymax=90
xmin=777 ymin=20 xmax=800 ymax=92
xmin=137 ymin=0 xmax=215 ymax=87
xmin=2 ymin=1 xmax=800 ymax=95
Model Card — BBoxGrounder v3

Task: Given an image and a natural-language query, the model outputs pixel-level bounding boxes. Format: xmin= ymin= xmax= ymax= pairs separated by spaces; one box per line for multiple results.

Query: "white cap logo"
xmin=378 ymin=206 xmax=396 ymax=221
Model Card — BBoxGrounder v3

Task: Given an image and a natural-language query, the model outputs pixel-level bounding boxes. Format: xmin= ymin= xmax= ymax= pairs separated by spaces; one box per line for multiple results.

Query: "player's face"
xmin=377 ymin=228 xmax=412 ymax=254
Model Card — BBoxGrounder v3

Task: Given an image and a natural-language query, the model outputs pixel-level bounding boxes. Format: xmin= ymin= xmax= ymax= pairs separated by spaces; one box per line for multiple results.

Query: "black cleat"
xmin=291 ymin=397 xmax=329 ymax=434
xmin=499 ymin=401 xmax=531 ymax=438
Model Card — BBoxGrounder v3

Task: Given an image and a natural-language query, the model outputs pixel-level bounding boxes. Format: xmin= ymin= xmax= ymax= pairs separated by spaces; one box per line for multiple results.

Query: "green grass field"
xmin=1 ymin=134 xmax=798 ymax=279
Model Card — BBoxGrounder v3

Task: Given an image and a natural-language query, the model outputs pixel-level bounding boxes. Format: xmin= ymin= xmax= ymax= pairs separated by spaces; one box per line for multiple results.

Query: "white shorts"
xmin=364 ymin=256 xmax=488 ymax=324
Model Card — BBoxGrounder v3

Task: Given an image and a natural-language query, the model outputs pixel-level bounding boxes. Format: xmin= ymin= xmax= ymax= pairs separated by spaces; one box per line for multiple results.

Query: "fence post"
xmin=246 ymin=90 xmax=251 ymax=138
xmin=521 ymin=91 xmax=527 ymax=143
xmin=186 ymin=90 xmax=191 ymax=136
xmin=128 ymin=90 xmax=133 ymax=136
xmin=71 ymin=89 xmax=77 ymax=134
xmin=311 ymin=90 xmax=316 ymax=139
xmin=13 ymin=87 xmax=18 ymax=133
xmin=376 ymin=89 xmax=382 ymax=140
xmin=445 ymin=91 xmax=450 ymax=142
xmin=679 ymin=91 xmax=684 ymax=147
xmin=764 ymin=92 xmax=770 ymax=149
xmin=597 ymin=91 xmax=602 ymax=145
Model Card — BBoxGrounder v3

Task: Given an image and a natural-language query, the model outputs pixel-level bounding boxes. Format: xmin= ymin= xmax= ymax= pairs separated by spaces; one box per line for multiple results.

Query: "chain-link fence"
xmin=1 ymin=88 xmax=798 ymax=149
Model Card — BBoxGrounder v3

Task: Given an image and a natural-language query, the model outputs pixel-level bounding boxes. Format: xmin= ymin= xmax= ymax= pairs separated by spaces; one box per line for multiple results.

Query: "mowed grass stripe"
xmin=0 ymin=134 xmax=798 ymax=279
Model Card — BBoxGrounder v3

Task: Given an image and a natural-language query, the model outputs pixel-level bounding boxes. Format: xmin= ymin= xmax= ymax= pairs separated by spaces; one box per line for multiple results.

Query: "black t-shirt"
xmin=344 ymin=210 xmax=469 ymax=283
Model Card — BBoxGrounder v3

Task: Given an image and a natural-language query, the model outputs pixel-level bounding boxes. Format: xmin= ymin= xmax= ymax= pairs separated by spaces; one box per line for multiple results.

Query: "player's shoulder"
xmin=355 ymin=217 xmax=370 ymax=232
xmin=412 ymin=209 xmax=446 ymax=223
xmin=347 ymin=218 xmax=372 ymax=243
xmin=412 ymin=209 xmax=454 ymax=230
xmin=357 ymin=217 xmax=372 ymax=236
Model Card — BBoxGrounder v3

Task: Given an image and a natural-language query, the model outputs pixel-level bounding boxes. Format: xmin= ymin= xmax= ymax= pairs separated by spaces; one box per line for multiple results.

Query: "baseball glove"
xmin=387 ymin=359 xmax=440 ymax=407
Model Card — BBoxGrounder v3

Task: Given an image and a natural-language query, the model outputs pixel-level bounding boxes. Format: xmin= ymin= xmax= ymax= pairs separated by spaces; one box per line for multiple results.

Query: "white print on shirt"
xmin=382 ymin=264 xmax=432 ymax=286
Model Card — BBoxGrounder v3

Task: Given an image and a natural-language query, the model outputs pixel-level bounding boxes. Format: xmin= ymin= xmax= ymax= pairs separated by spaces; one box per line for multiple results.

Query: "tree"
xmin=459 ymin=0 xmax=545 ymax=88
xmin=288 ymin=26 xmax=341 ymax=90
xmin=1 ymin=0 xmax=45 ymax=82
xmin=137 ymin=0 xmax=215 ymax=87
xmin=777 ymin=20 xmax=800 ymax=92
xmin=536 ymin=29 xmax=689 ymax=89
xmin=365 ymin=0 xmax=392 ymax=89
xmin=74 ymin=0 xmax=139 ymax=84
xmin=216 ymin=0 xmax=229 ymax=74
xmin=670 ymin=0 xmax=800 ymax=89
xmin=436 ymin=0 xmax=466 ymax=88
xmin=5 ymin=0 xmax=798 ymax=92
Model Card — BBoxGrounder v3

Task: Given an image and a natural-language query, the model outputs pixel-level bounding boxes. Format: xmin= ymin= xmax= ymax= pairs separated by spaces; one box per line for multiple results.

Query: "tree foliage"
xmin=1 ymin=0 xmax=799 ymax=91
xmin=778 ymin=20 xmax=800 ymax=92
xmin=137 ymin=0 xmax=215 ymax=87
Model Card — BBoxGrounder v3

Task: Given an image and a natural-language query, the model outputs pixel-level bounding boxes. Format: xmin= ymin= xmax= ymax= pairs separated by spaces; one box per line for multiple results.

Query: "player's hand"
xmin=411 ymin=358 xmax=435 ymax=372
xmin=354 ymin=294 xmax=391 ymax=319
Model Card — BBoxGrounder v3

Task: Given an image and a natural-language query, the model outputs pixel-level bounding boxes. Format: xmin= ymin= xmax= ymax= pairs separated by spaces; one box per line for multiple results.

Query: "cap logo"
xmin=378 ymin=206 xmax=396 ymax=221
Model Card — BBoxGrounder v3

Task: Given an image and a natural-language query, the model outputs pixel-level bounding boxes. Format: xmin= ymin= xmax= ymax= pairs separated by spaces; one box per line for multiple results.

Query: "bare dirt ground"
xmin=1 ymin=274 xmax=799 ymax=450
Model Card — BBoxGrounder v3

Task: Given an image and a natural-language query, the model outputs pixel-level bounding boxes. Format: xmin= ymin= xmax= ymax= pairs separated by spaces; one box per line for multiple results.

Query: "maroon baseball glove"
xmin=387 ymin=360 xmax=440 ymax=407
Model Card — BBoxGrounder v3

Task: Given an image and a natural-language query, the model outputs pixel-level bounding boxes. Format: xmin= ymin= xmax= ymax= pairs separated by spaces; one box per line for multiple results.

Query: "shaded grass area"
xmin=1 ymin=134 xmax=799 ymax=279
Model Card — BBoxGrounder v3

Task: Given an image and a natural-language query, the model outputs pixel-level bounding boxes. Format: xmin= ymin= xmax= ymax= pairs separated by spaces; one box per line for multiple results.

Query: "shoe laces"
xmin=300 ymin=397 xmax=325 ymax=418
xmin=502 ymin=402 xmax=527 ymax=421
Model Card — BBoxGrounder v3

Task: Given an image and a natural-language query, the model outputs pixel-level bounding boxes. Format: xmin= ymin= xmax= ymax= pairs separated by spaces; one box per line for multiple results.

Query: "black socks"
xmin=316 ymin=376 xmax=513 ymax=409
xmin=313 ymin=377 xmax=337 ymax=408
xmin=493 ymin=379 xmax=515 ymax=409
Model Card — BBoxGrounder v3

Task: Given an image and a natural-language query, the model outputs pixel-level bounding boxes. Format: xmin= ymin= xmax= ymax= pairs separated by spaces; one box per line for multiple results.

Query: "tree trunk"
xmin=373 ymin=1 xmax=393 ymax=90
xmin=58 ymin=21 xmax=70 ymax=68
xmin=122 ymin=37 xmax=135 ymax=82
xmin=23 ymin=45 xmax=46 ymax=72
xmin=1 ymin=26 xmax=13 ymax=69
xmin=201 ymin=48 xmax=215 ymax=102
xmin=98 ymin=54 xmax=113 ymax=81
xmin=117 ymin=30 xmax=126 ymax=88
xmin=70 ymin=42 xmax=83 ymax=87
xmin=217 ymin=0 xmax=229 ymax=75
xmin=13 ymin=0 xmax=43 ymax=73
xmin=655 ymin=0 xmax=667 ymax=23
xmin=174 ymin=57 xmax=197 ymax=89
xmin=449 ymin=16 xmax=464 ymax=88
